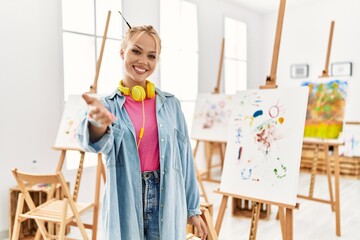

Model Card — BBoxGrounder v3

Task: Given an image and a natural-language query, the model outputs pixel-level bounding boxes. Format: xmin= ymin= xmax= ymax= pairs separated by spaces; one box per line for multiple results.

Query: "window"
xmin=61 ymin=1 xmax=122 ymax=169
xmin=160 ymin=0 xmax=198 ymax=140
xmin=224 ymin=17 xmax=247 ymax=94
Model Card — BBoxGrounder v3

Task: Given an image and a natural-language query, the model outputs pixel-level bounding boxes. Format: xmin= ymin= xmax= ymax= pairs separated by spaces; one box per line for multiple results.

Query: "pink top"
xmin=124 ymin=95 xmax=160 ymax=172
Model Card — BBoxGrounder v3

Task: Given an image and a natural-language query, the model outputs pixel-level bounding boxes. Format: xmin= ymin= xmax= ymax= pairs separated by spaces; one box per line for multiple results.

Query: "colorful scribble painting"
xmin=54 ymin=95 xmax=96 ymax=150
xmin=191 ymin=93 xmax=233 ymax=142
xmin=301 ymin=79 xmax=348 ymax=138
xmin=220 ymin=87 xmax=309 ymax=206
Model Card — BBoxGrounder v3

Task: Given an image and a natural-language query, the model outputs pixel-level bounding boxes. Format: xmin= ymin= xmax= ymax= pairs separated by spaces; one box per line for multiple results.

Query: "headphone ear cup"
xmin=146 ymin=82 xmax=155 ymax=99
xmin=118 ymin=81 xmax=130 ymax=95
xmin=131 ymin=86 xmax=146 ymax=101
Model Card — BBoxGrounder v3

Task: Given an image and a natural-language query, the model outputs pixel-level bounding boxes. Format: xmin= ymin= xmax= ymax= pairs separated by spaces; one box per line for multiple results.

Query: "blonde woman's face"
xmin=121 ymin=33 xmax=158 ymax=87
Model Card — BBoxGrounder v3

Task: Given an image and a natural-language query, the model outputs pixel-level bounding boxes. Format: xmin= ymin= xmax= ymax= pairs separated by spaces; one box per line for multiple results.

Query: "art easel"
xmin=52 ymin=10 xmax=111 ymax=240
xmin=214 ymin=191 xmax=299 ymax=240
xmin=193 ymin=38 xmax=227 ymax=184
xmin=298 ymin=20 xmax=344 ymax=237
xmin=298 ymin=138 xmax=343 ymax=236
xmin=319 ymin=21 xmax=335 ymax=78
xmin=215 ymin=1 xmax=299 ymax=239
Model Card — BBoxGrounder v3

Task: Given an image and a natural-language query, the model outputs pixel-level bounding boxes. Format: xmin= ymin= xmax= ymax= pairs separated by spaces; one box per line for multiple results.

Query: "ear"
xmin=120 ymin=49 xmax=125 ymax=60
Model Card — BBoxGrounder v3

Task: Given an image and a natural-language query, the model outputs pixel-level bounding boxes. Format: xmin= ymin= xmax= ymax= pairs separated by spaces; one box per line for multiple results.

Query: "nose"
xmin=138 ymin=55 xmax=148 ymax=65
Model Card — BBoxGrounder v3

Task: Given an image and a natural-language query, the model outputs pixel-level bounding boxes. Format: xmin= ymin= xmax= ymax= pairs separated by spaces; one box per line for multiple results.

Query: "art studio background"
xmin=1 ymin=0 xmax=360 ymax=238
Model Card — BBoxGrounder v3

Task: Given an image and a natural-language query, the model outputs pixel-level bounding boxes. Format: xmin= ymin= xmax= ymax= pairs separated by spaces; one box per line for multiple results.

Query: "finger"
xmin=94 ymin=112 xmax=115 ymax=126
xmin=88 ymin=107 xmax=100 ymax=120
xmin=82 ymin=93 xmax=96 ymax=104
xmin=199 ymin=221 xmax=207 ymax=240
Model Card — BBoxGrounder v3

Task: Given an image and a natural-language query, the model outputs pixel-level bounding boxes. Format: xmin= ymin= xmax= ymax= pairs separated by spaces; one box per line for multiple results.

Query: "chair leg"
xmin=34 ymin=229 xmax=41 ymax=240
xmin=12 ymin=193 xmax=25 ymax=240
xmin=58 ymin=199 xmax=69 ymax=240
xmin=70 ymin=204 xmax=89 ymax=240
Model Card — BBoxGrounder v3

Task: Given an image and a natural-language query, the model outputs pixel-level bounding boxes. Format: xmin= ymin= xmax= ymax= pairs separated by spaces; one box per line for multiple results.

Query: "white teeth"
xmin=134 ymin=66 xmax=146 ymax=73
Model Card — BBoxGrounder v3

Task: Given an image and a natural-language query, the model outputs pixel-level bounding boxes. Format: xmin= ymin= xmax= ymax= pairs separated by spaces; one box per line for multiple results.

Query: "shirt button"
xmin=161 ymin=155 xmax=164 ymax=159
xmin=161 ymin=219 xmax=163 ymax=222
xmin=161 ymin=204 xmax=164 ymax=207
xmin=159 ymin=124 xmax=163 ymax=127
xmin=162 ymin=171 xmax=165 ymax=175
xmin=161 ymin=187 xmax=164 ymax=191
xmin=161 ymin=138 xmax=164 ymax=142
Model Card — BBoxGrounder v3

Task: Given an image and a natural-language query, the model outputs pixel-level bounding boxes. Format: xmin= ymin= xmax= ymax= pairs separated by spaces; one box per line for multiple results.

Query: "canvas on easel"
xmin=191 ymin=38 xmax=228 ymax=184
xmin=54 ymin=95 xmax=89 ymax=150
xmin=191 ymin=93 xmax=233 ymax=142
xmin=54 ymin=94 xmax=103 ymax=150
xmin=301 ymin=78 xmax=348 ymax=139
xmin=219 ymin=86 xmax=309 ymax=206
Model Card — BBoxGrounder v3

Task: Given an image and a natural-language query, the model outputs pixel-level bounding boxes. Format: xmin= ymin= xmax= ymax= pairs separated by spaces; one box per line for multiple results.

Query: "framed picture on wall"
xmin=331 ymin=62 xmax=352 ymax=77
xmin=290 ymin=64 xmax=309 ymax=78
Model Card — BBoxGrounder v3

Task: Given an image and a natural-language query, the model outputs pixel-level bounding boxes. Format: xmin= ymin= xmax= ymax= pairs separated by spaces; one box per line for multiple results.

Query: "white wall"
xmin=192 ymin=0 xmax=264 ymax=92
xmin=262 ymin=0 xmax=360 ymax=120
xmin=0 ymin=0 xmax=63 ymax=234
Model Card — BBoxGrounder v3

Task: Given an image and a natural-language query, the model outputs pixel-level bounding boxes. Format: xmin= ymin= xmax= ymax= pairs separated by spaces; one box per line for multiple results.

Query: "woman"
xmin=77 ymin=25 xmax=207 ymax=240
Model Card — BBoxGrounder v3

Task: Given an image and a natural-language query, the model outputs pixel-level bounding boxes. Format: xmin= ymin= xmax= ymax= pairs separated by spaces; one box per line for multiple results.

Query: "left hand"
xmin=188 ymin=215 xmax=208 ymax=240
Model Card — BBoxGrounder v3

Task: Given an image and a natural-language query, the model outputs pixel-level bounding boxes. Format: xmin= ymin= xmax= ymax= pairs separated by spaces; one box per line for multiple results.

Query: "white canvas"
xmin=54 ymin=95 xmax=94 ymax=150
xmin=191 ymin=93 xmax=233 ymax=142
xmin=220 ymin=87 xmax=309 ymax=206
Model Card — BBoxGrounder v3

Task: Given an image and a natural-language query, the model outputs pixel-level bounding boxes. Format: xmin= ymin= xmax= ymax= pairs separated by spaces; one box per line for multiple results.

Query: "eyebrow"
xmin=133 ymin=44 xmax=157 ymax=54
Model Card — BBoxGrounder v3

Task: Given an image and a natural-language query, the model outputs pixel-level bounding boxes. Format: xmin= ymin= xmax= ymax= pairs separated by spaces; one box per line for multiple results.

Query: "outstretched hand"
xmin=188 ymin=215 xmax=208 ymax=240
xmin=82 ymin=93 xmax=116 ymax=128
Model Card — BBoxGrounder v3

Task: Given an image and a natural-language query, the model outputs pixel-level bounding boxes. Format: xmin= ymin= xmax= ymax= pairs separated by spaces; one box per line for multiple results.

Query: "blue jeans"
xmin=142 ymin=170 xmax=160 ymax=240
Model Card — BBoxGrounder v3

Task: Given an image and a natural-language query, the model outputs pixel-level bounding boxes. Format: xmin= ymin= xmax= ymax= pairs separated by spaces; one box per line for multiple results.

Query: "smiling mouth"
xmin=133 ymin=66 xmax=147 ymax=74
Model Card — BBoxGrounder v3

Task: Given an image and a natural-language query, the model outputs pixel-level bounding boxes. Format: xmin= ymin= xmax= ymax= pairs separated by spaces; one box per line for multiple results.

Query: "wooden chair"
xmin=187 ymin=206 xmax=218 ymax=240
xmin=11 ymin=168 xmax=93 ymax=240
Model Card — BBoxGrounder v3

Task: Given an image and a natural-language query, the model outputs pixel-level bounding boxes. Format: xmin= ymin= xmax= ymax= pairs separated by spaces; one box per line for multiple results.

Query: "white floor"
xmin=201 ymin=170 xmax=360 ymax=240
xmin=6 ymin=171 xmax=360 ymax=240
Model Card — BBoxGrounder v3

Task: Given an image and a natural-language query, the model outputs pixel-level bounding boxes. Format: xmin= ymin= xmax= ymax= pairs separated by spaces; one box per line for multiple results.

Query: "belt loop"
xmin=153 ymin=170 xmax=159 ymax=179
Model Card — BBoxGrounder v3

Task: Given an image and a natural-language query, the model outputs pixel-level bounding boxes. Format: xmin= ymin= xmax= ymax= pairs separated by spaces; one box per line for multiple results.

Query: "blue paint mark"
xmin=253 ymin=110 xmax=263 ymax=118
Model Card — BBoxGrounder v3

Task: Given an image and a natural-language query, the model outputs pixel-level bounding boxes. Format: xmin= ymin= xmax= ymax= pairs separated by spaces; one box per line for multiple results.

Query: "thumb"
xmin=82 ymin=93 xmax=95 ymax=105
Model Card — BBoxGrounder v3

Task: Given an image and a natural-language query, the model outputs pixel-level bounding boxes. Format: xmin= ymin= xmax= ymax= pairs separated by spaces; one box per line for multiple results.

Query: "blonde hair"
xmin=121 ymin=25 xmax=161 ymax=58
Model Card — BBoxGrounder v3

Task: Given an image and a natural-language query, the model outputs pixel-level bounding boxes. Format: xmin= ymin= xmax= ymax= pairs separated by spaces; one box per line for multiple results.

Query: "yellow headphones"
xmin=118 ymin=80 xmax=155 ymax=101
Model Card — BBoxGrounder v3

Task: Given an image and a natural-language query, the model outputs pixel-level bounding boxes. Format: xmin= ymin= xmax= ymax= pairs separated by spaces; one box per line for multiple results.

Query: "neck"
xmin=123 ymin=77 xmax=147 ymax=89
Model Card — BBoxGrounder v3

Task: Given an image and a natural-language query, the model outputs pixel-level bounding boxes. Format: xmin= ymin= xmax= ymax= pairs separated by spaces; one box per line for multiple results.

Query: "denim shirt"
xmin=77 ymin=88 xmax=201 ymax=240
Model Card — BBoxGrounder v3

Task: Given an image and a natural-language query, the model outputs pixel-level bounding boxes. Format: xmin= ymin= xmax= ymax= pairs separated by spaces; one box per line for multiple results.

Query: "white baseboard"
xmin=0 ymin=229 xmax=8 ymax=240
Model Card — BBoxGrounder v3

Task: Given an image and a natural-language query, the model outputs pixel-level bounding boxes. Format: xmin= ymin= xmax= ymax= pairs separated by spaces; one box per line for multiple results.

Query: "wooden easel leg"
xmin=324 ymin=144 xmax=335 ymax=211
xmin=196 ymin=165 xmax=209 ymax=203
xmin=205 ymin=142 xmax=213 ymax=180
xmin=309 ymin=145 xmax=319 ymax=197
xmin=215 ymin=195 xmax=229 ymax=235
xmin=193 ymin=140 xmax=200 ymax=157
xmin=333 ymin=146 xmax=341 ymax=236
xmin=73 ymin=151 xmax=85 ymax=202
xmin=56 ymin=150 xmax=67 ymax=172
xmin=91 ymin=154 xmax=103 ymax=240
xmin=285 ymin=208 xmax=293 ymax=240
xmin=248 ymin=202 xmax=261 ymax=240
xmin=99 ymin=155 xmax=106 ymax=183
xmin=193 ymin=141 xmax=209 ymax=202
xmin=219 ymin=142 xmax=226 ymax=170
xmin=278 ymin=206 xmax=285 ymax=239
